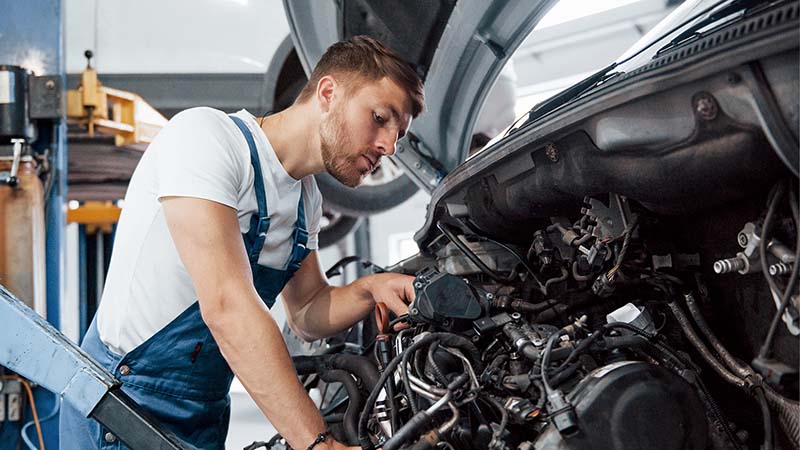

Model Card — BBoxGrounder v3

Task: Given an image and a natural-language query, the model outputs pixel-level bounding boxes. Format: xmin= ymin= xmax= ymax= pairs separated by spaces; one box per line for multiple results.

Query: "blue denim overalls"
xmin=60 ymin=115 xmax=311 ymax=450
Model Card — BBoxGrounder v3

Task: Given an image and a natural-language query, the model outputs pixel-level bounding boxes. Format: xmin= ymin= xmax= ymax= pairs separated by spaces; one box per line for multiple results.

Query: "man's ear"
xmin=316 ymin=75 xmax=337 ymax=113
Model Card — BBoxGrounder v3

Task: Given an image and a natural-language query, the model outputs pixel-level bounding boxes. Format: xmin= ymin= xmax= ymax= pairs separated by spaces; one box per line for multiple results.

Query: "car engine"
xmin=262 ymin=180 xmax=799 ymax=450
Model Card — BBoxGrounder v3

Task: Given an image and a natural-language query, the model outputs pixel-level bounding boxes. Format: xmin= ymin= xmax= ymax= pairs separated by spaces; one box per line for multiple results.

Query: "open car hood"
xmin=283 ymin=0 xmax=558 ymax=192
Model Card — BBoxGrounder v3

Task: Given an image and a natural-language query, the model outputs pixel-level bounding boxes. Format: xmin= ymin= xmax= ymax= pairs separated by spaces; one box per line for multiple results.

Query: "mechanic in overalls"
xmin=60 ymin=36 xmax=424 ymax=450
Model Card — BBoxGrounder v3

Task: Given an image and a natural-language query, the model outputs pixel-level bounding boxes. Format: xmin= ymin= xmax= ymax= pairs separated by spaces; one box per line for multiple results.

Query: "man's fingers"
xmin=403 ymin=276 xmax=417 ymax=303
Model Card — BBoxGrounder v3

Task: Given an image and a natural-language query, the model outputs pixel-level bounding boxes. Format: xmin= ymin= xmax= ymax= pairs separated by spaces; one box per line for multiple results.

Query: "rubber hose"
xmin=683 ymin=293 xmax=754 ymax=379
xmin=667 ymin=302 xmax=747 ymax=388
xmin=433 ymin=333 xmax=484 ymax=373
xmin=293 ymin=354 xmax=380 ymax=393
xmin=329 ymin=354 xmax=381 ymax=392
xmin=319 ymin=369 xmax=363 ymax=445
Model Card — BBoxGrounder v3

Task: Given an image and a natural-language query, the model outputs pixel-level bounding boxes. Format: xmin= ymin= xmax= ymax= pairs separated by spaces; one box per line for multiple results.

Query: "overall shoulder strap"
xmin=229 ymin=115 xmax=270 ymax=263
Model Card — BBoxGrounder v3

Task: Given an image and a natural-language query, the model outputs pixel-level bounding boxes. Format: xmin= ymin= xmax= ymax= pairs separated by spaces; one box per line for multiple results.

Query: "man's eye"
xmin=373 ymin=112 xmax=386 ymax=125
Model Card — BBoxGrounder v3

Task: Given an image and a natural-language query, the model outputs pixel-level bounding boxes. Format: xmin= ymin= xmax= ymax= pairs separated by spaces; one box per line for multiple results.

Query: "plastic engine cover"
xmin=409 ymin=270 xmax=484 ymax=329
xmin=534 ymin=361 xmax=707 ymax=450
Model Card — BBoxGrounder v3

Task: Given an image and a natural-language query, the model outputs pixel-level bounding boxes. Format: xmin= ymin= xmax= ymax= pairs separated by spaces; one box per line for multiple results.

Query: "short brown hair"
xmin=295 ymin=36 xmax=425 ymax=117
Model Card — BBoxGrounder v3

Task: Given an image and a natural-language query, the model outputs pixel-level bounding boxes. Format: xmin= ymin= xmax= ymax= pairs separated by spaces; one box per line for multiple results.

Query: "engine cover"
xmin=534 ymin=361 xmax=707 ymax=450
xmin=409 ymin=269 xmax=485 ymax=331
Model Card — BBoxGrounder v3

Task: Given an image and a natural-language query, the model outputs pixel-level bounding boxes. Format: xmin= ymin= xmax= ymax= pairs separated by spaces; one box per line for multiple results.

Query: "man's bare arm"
xmin=161 ymin=197 xmax=350 ymax=450
xmin=281 ymin=251 xmax=414 ymax=341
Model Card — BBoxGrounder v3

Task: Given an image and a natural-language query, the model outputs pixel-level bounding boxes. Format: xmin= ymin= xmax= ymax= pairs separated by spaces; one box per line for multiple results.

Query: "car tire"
xmin=318 ymin=207 xmax=363 ymax=249
xmin=315 ymin=171 xmax=419 ymax=216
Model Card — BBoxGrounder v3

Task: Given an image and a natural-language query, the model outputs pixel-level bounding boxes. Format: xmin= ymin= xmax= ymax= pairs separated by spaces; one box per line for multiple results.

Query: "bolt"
xmin=410 ymin=308 xmax=419 ymax=316
xmin=486 ymin=293 xmax=495 ymax=301
xmin=694 ymin=93 xmax=718 ymax=121
xmin=45 ymin=79 xmax=55 ymax=90
xmin=769 ymin=262 xmax=791 ymax=276
xmin=472 ymin=335 xmax=480 ymax=342
xmin=396 ymin=144 xmax=404 ymax=153
xmin=544 ymin=143 xmax=559 ymax=162
xmin=713 ymin=256 xmax=746 ymax=274
xmin=414 ymin=162 xmax=422 ymax=169
xmin=737 ymin=232 xmax=748 ymax=247
xmin=414 ymin=281 xmax=423 ymax=289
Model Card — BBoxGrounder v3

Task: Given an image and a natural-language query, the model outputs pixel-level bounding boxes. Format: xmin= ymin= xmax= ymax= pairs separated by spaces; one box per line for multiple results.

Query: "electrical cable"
xmin=759 ymin=185 xmax=800 ymax=360
xmin=359 ymin=334 xmax=442 ymax=450
xmin=477 ymin=236 xmax=547 ymax=294
xmin=16 ymin=379 xmax=44 ymax=450
xmin=607 ymin=215 xmax=639 ymax=280
xmin=540 ymin=330 xmax=566 ymax=393
xmin=754 ymin=386 xmax=774 ymax=450
xmin=485 ymin=396 xmax=508 ymax=449
xmin=436 ymin=222 xmax=510 ymax=283
xmin=758 ymin=182 xmax=788 ymax=339
xmin=21 ymin=398 xmax=58 ymax=450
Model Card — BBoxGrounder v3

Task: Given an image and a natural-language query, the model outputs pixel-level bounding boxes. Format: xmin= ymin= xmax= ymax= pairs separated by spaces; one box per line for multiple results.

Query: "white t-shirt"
xmin=96 ymin=108 xmax=322 ymax=355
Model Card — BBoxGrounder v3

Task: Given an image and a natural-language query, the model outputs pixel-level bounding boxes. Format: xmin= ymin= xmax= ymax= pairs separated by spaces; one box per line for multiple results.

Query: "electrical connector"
xmin=546 ymin=391 xmax=579 ymax=436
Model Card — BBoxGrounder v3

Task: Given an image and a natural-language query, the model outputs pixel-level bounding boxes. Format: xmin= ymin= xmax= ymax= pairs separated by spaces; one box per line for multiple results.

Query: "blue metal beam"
xmin=1 ymin=1 xmax=66 ymax=447
xmin=0 ymin=284 xmax=114 ymax=426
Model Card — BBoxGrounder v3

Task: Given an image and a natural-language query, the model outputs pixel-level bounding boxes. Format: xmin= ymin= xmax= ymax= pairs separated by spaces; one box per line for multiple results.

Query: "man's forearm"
xmin=288 ymin=276 xmax=375 ymax=341
xmin=201 ymin=292 xmax=328 ymax=450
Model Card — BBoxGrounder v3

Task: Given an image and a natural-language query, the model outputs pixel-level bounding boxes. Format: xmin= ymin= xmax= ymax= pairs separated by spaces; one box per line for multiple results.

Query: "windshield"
xmin=617 ymin=0 xmax=735 ymax=70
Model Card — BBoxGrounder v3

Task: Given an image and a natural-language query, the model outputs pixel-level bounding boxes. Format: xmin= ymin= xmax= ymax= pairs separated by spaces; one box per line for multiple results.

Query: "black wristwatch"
xmin=306 ymin=430 xmax=331 ymax=450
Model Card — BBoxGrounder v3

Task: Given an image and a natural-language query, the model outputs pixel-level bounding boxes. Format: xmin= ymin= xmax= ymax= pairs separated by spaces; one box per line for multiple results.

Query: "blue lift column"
xmin=0 ymin=4 xmax=188 ymax=449
xmin=0 ymin=1 xmax=66 ymax=447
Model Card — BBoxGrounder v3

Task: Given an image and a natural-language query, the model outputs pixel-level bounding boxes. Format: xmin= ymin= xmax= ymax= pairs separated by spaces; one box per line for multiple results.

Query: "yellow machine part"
xmin=0 ymin=160 xmax=47 ymax=316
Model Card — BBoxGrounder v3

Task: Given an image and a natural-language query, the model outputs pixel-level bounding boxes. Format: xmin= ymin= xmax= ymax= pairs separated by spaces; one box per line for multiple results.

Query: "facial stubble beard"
xmin=320 ymin=106 xmax=364 ymax=188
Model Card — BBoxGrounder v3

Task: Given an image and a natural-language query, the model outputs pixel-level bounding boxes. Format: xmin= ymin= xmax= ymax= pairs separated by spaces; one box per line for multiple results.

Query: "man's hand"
xmin=362 ymin=272 xmax=415 ymax=318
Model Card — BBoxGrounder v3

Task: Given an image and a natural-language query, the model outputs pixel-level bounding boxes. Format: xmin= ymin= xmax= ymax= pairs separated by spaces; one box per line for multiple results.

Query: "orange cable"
xmin=2 ymin=375 xmax=46 ymax=450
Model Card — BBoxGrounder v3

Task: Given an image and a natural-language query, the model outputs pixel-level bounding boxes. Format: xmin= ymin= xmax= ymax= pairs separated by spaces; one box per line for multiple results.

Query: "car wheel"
xmin=318 ymin=206 xmax=363 ymax=249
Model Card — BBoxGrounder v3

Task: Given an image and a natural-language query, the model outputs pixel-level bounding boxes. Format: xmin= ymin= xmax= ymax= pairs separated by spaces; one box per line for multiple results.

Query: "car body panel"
xmin=413 ymin=0 xmax=799 ymax=248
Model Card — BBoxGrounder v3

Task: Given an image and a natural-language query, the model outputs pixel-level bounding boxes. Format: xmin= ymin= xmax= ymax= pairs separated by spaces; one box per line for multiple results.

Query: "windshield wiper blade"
xmin=657 ymin=0 xmax=767 ymax=54
xmin=522 ymin=62 xmax=619 ymax=126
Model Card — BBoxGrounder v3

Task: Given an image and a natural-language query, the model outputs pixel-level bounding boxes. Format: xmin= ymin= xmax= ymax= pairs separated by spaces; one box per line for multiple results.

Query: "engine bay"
xmin=263 ymin=180 xmax=799 ymax=450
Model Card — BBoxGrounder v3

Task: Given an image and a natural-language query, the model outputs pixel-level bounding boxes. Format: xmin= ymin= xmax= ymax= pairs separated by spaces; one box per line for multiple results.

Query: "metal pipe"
xmin=437 ymin=403 xmax=460 ymax=434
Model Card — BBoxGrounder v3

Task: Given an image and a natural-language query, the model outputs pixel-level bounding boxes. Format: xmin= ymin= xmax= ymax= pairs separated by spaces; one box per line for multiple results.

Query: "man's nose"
xmin=376 ymin=128 xmax=399 ymax=157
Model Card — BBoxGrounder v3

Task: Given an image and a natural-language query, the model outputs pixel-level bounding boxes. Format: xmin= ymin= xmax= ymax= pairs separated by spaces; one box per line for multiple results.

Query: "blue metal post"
xmin=1 ymin=1 xmax=66 ymax=447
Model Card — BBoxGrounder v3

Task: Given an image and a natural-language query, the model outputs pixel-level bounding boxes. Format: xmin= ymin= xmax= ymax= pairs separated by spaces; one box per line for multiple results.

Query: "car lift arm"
xmin=0 ymin=284 xmax=189 ymax=450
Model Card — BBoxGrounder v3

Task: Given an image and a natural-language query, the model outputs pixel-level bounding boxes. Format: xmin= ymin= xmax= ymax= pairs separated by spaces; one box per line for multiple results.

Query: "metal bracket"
xmin=584 ymin=193 xmax=633 ymax=241
xmin=394 ymin=132 xmax=446 ymax=194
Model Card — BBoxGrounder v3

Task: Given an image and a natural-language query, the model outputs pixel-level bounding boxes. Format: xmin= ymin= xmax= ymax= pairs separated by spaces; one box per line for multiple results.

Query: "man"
xmin=60 ymin=36 xmax=425 ymax=450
